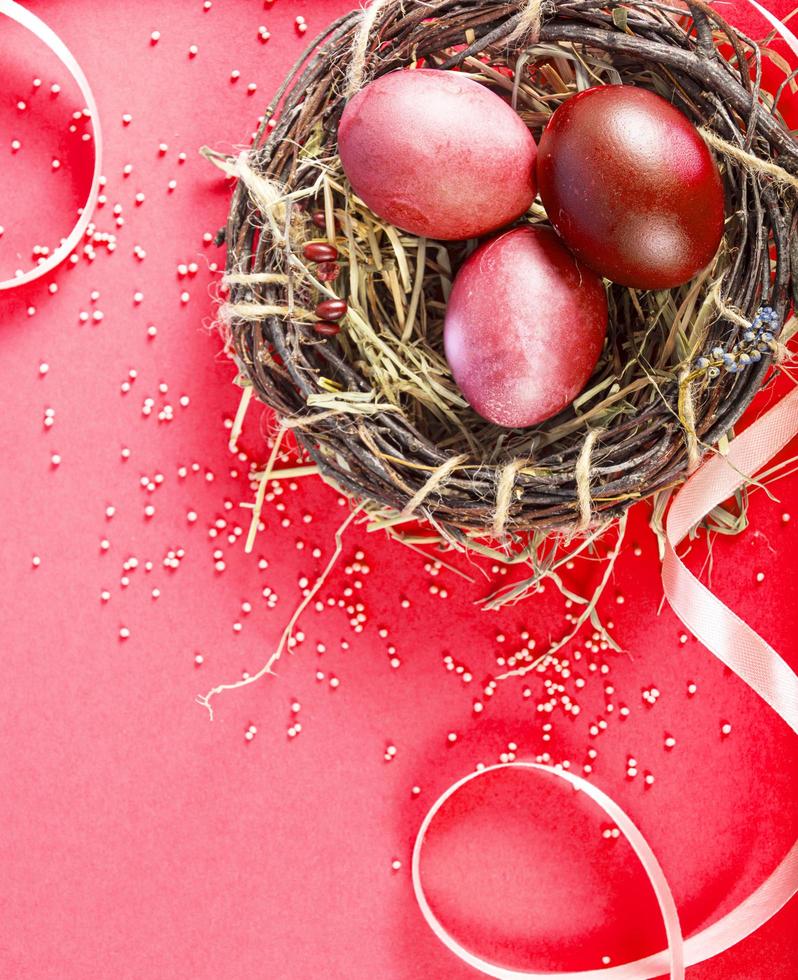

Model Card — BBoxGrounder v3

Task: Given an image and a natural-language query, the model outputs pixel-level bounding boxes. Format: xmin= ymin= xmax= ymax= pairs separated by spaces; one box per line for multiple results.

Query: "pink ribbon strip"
xmin=413 ymin=763 xmax=687 ymax=980
xmin=744 ymin=0 xmax=798 ymax=55
xmin=414 ymin=379 xmax=798 ymax=978
xmin=0 ymin=0 xmax=102 ymax=291
xmin=664 ymin=386 xmax=798 ymax=736
xmin=415 ymin=5 xmax=798 ymax=976
xmin=414 ymin=385 xmax=798 ymax=979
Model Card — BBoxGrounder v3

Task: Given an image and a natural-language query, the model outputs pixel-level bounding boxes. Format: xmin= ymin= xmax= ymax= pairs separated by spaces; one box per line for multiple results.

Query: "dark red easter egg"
xmin=537 ymin=85 xmax=725 ymax=289
xmin=444 ymin=226 xmax=608 ymax=428
xmin=338 ymin=69 xmax=537 ymax=240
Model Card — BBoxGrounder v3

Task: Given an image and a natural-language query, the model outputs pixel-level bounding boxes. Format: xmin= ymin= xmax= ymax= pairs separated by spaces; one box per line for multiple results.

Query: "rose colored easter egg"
xmin=444 ymin=226 xmax=608 ymax=428
xmin=537 ymin=85 xmax=725 ymax=290
xmin=337 ymin=69 xmax=537 ymax=240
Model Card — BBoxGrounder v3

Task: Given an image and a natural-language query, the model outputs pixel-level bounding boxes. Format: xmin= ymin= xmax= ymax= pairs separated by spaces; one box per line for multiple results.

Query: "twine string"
xmin=493 ymin=458 xmax=526 ymax=537
xmin=707 ymin=278 xmax=750 ymax=329
xmin=346 ymin=0 xmax=397 ymax=98
xmin=700 ymin=127 xmax=798 ymax=192
xmin=508 ymin=0 xmax=545 ymax=44
xmin=575 ymin=429 xmax=602 ymax=531
xmin=678 ymin=370 xmax=702 ymax=473
xmin=400 ymin=453 xmax=469 ymax=519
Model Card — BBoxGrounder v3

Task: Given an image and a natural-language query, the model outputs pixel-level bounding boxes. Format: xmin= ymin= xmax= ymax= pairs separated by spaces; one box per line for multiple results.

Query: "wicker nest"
xmin=214 ymin=0 xmax=798 ymax=541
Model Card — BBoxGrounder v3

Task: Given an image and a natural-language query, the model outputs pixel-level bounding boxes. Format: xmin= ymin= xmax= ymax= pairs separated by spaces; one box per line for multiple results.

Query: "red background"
xmin=1 ymin=2 xmax=796 ymax=977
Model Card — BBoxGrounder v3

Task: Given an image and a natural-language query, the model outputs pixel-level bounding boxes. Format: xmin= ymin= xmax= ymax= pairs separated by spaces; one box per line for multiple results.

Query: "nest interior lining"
xmin=216 ymin=0 xmax=798 ymax=540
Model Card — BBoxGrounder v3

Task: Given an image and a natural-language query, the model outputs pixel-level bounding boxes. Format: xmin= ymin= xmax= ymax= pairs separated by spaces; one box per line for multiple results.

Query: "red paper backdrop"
xmin=1 ymin=2 xmax=796 ymax=978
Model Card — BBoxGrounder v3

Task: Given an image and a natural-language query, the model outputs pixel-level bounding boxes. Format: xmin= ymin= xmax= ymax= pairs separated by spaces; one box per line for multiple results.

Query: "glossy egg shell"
xmin=537 ymin=85 xmax=725 ymax=289
xmin=444 ymin=225 xmax=608 ymax=428
xmin=337 ymin=69 xmax=537 ymax=240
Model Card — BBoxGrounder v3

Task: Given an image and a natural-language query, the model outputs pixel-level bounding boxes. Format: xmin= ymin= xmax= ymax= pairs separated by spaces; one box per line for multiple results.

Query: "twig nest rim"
xmin=216 ymin=0 xmax=797 ymax=543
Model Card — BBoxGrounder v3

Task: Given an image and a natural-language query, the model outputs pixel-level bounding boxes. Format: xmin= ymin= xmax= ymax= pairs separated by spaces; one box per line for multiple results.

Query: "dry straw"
xmin=208 ymin=0 xmax=798 ymax=550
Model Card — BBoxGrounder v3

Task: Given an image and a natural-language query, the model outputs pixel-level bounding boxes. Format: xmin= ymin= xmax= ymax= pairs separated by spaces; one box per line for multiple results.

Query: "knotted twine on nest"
xmin=209 ymin=0 xmax=798 ymax=550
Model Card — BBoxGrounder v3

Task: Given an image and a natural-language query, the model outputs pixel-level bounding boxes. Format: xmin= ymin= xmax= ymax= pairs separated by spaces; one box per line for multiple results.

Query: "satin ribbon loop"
xmin=664 ymin=387 xmax=798 ymax=736
xmin=413 ymin=763 xmax=686 ymax=980
xmin=0 ymin=0 xmax=103 ymax=292
xmin=415 ymin=383 xmax=798 ymax=979
xmin=416 ymin=2 xmax=798 ymax=963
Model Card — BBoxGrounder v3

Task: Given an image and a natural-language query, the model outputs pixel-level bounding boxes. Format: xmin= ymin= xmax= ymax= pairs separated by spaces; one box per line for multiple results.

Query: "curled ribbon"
xmin=414 ymin=388 xmax=798 ymax=979
xmin=413 ymin=763 xmax=687 ymax=980
xmin=0 ymin=0 xmax=102 ymax=291
xmin=415 ymin=5 xmax=798 ymax=976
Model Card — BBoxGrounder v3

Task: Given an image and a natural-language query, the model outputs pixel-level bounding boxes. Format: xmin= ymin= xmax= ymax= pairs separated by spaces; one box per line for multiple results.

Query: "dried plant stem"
xmin=245 ymin=427 xmax=287 ymax=553
xmin=197 ymin=504 xmax=363 ymax=720
xmin=495 ymin=514 xmax=627 ymax=681
xmin=228 ymin=384 xmax=254 ymax=453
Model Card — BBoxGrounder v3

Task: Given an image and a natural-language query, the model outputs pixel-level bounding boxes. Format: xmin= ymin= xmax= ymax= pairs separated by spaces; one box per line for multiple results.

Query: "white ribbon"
xmin=413 ymin=763 xmax=686 ymax=980
xmin=745 ymin=0 xmax=798 ymax=54
xmin=414 ymin=356 xmax=798 ymax=980
xmin=415 ymin=8 xmax=798 ymax=978
xmin=413 ymin=388 xmax=798 ymax=979
xmin=414 ymin=759 xmax=798 ymax=979
xmin=0 ymin=0 xmax=103 ymax=291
